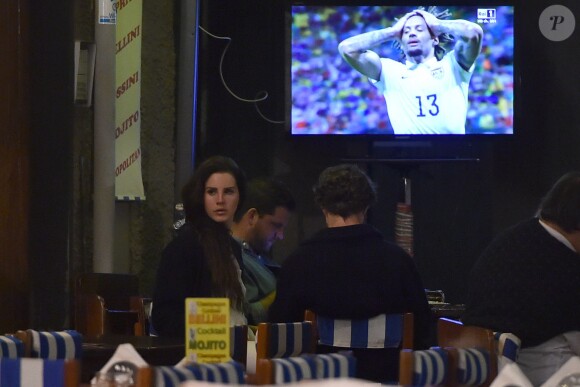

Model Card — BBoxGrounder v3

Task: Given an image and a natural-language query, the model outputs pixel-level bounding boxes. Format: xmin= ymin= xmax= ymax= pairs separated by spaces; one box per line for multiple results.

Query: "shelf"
xmin=341 ymin=158 xmax=480 ymax=164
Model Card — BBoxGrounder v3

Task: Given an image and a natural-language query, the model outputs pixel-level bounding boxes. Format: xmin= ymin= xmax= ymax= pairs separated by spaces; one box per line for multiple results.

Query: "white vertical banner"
xmin=115 ymin=0 xmax=145 ymax=201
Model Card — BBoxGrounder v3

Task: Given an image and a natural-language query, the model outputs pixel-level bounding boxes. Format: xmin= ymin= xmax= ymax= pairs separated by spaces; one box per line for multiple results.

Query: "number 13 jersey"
xmin=372 ymin=51 xmax=474 ymax=135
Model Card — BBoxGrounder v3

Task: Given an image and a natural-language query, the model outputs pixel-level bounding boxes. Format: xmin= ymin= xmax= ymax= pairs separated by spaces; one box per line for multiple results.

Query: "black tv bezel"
xmin=284 ymin=0 xmax=521 ymax=144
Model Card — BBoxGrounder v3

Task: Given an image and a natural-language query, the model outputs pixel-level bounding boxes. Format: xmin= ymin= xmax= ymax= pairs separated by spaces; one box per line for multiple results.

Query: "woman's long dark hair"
xmin=181 ymin=155 xmax=247 ymax=310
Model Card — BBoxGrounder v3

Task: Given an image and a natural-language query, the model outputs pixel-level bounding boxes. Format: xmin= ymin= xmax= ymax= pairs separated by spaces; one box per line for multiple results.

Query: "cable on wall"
xmin=199 ymin=26 xmax=285 ymax=125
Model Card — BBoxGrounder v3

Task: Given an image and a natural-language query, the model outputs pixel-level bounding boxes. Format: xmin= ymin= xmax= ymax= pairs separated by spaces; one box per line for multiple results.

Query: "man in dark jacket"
xmin=463 ymin=171 xmax=580 ymax=386
xmin=269 ymin=164 xmax=432 ymax=384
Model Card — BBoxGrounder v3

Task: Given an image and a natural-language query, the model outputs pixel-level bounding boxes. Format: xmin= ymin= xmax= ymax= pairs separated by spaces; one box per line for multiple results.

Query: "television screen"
xmin=288 ymin=3 xmax=516 ymax=137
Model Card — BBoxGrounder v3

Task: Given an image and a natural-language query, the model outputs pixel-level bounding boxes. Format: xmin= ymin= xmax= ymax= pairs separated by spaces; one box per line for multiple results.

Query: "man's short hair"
xmin=538 ymin=171 xmax=580 ymax=232
xmin=313 ymin=164 xmax=377 ymax=218
xmin=234 ymin=178 xmax=296 ymax=222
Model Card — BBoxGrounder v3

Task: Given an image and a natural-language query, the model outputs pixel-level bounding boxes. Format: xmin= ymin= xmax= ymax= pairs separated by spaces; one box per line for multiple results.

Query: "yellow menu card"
xmin=185 ymin=298 xmax=230 ymax=363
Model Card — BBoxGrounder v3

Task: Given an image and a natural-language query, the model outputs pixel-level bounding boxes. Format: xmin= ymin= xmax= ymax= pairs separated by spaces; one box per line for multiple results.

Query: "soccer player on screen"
xmin=338 ymin=7 xmax=483 ymax=134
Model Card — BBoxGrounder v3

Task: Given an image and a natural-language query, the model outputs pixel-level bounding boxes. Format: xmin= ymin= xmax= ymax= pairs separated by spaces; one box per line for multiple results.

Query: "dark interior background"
xmin=3 ymin=0 xmax=579 ymax=331
xmin=194 ymin=0 xmax=580 ymax=304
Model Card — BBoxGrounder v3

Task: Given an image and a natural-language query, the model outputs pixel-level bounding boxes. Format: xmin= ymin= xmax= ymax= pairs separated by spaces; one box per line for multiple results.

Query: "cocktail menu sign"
xmin=185 ymin=298 xmax=230 ymax=363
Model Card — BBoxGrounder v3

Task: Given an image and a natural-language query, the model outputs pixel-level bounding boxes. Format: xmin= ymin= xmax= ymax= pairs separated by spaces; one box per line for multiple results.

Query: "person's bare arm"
xmin=338 ymin=13 xmax=413 ymax=81
xmin=417 ymin=10 xmax=483 ymax=70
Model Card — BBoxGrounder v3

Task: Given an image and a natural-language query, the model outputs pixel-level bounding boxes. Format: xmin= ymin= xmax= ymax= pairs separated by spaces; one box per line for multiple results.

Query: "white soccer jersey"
xmin=372 ymin=52 xmax=473 ymax=134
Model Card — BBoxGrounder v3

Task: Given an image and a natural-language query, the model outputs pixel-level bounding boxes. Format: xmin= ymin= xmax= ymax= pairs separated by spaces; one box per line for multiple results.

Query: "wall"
xmin=27 ymin=1 xmax=75 ymax=329
xmin=16 ymin=0 xmax=180 ymax=328
xmin=131 ymin=0 xmax=177 ymax=294
xmin=0 ymin=0 xmax=31 ymax=332
xmin=72 ymin=0 xmax=177 ymax=298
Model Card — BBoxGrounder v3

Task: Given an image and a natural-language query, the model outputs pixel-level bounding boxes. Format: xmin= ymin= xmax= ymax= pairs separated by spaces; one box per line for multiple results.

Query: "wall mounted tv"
xmin=287 ymin=2 xmax=517 ymax=138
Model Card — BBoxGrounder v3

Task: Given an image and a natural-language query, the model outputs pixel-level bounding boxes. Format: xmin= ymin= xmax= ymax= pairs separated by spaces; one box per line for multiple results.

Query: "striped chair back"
xmin=306 ymin=310 xmax=414 ymax=349
xmin=270 ymin=356 xmax=317 ymax=384
xmin=0 ymin=358 xmax=80 ymax=387
xmin=314 ymin=352 xmax=357 ymax=379
xmin=230 ymin=325 xmax=248 ymax=365
xmin=399 ymin=347 xmax=448 ymax=386
xmin=255 ymin=351 xmax=356 ymax=385
xmin=256 ymin=321 xmax=315 ymax=360
xmin=28 ymin=330 xmax=83 ymax=360
xmin=151 ymin=361 xmax=245 ymax=386
xmin=0 ymin=335 xmax=24 ymax=359
xmin=456 ymin=348 xmax=490 ymax=386
xmin=494 ymin=332 xmax=521 ymax=367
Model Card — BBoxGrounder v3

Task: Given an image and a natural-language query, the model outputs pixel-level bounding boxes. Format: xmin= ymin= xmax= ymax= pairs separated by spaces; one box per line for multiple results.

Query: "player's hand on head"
xmin=391 ymin=11 xmax=417 ymax=37
xmin=415 ymin=10 xmax=442 ymax=35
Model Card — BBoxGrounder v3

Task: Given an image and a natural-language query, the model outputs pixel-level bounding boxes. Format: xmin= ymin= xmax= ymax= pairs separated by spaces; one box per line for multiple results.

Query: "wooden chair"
xmin=0 ymin=358 xmax=80 ymax=386
xmin=74 ymin=272 xmax=149 ymax=336
xmin=305 ymin=310 xmax=414 ymax=383
xmin=134 ymin=360 xmax=246 ymax=386
xmin=437 ymin=318 xmax=497 ymax=387
xmin=230 ymin=324 xmax=248 ymax=366
xmin=399 ymin=347 xmax=449 ymax=386
xmin=249 ymin=321 xmax=316 ymax=384
xmin=305 ymin=309 xmax=414 ymax=350
xmin=255 ymin=321 xmax=316 ymax=361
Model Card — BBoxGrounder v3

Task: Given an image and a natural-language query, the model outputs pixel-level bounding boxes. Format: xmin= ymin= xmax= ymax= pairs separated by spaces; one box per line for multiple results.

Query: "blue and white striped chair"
xmin=254 ymin=351 xmax=356 ymax=384
xmin=455 ymin=348 xmax=491 ymax=386
xmin=255 ymin=321 xmax=315 ymax=360
xmin=305 ymin=310 xmax=414 ymax=350
xmin=0 ymin=358 xmax=80 ymax=387
xmin=399 ymin=347 xmax=449 ymax=386
xmin=305 ymin=310 xmax=414 ymax=383
xmin=269 ymin=355 xmax=317 ymax=384
xmin=314 ymin=352 xmax=357 ymax=379
xmin=136 ymin=360 xmax=245 ymax=387
xmin=0 ymin=335 xmax=25 ymax=359
xmin=494 ymin=332 xmax=521 ymax=370
xmin=230 ymin=325 xmax=248 ymax=366
xmin=27 ymin=330 xmax=83 ymax=360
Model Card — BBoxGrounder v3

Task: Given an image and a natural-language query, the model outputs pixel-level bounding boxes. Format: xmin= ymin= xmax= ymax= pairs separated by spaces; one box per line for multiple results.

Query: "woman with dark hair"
xmin=152 ymin=155 xmax=247 ymax=337
xmin=269 ymin=164 xmax=431 ymax=383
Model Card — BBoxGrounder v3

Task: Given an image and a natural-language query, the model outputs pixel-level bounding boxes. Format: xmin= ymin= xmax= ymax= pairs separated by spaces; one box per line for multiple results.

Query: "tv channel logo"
xmin=477 ymin=9 xmax=497 ymax=24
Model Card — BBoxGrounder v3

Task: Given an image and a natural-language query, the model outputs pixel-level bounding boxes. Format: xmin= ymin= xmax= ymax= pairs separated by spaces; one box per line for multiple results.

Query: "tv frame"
xmin=285 ymin=0 xmax=520 ymax=142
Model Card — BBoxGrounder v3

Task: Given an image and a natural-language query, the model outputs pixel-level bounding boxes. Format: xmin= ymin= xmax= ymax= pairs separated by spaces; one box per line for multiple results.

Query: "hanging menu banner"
xmin=115 ymin=0 xmax=145 ymax=201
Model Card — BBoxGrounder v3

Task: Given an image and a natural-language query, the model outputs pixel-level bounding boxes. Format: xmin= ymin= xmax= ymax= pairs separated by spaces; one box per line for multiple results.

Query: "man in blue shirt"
xmin=231 ymin=178 xmax=295 ymax=325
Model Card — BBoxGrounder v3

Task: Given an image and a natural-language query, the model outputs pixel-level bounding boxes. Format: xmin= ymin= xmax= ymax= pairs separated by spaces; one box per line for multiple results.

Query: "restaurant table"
xmin=427 ymin=303 xmax=466 ymax=347
xmin=430 ymin=303 xmax=465 ymax=319
xmin=81 ymin=335 xmax=184 ymax=383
